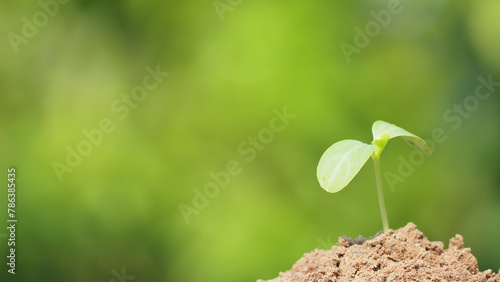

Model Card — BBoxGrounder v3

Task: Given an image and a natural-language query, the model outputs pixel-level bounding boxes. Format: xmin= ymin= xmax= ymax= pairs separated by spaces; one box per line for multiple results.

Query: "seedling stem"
xmin=373 ymin=155 xmax=389 ymax=232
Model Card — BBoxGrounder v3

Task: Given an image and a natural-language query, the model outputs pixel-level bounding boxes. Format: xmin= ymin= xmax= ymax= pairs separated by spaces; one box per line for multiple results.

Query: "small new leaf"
xmin=317 ymin=140 xmax=376 ymax=193
xmin=316 ymin=120 xmax=431 ymax=232
xmin=372 ymin=120 xmax=431 ymax=156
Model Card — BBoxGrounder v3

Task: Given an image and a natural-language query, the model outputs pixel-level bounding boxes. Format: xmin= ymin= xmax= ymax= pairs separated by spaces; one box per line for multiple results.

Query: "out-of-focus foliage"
xmin=1 ymin=0 xmax=499 ymax=281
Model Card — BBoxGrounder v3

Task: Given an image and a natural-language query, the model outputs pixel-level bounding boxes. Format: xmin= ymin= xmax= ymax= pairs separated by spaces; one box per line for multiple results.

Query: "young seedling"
xmin=317 ymin=120 xmax=431 ymax=232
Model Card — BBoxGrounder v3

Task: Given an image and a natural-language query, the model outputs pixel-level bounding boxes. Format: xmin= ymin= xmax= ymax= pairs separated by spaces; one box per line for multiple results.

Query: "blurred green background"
xmin=1 ymin=0 xmax=499 ymax=281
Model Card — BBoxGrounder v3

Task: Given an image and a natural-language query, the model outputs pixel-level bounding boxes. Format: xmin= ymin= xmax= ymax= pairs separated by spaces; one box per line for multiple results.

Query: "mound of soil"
xmin=259 ymin=223 xmax=499 ymax=281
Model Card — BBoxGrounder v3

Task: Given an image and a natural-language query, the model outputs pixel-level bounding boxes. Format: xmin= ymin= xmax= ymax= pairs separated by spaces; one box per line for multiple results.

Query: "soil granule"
xmin=259 ymin=223 xmax=499 ymax=281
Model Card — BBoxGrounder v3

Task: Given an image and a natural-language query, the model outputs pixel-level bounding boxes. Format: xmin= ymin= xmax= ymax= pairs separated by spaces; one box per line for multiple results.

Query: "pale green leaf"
xmin=372 ymin=120 xmax=431 ymax=156
xmin=317 ymin=140 xmax=376 ymax=193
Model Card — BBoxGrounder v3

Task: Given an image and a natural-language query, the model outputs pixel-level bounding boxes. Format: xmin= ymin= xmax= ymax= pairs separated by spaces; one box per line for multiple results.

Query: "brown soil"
xmin=259 ymin=223 xmax=499 ymax=281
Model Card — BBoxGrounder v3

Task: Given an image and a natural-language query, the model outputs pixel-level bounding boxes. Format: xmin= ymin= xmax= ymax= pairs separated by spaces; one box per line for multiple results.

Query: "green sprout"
xmin=317 ymin=120 xmax=431 ymax=232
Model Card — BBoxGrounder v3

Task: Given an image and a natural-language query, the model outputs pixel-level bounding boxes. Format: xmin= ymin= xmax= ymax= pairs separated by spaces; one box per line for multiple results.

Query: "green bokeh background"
xmin=1 ymin=0 xmax=499 ymax=281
